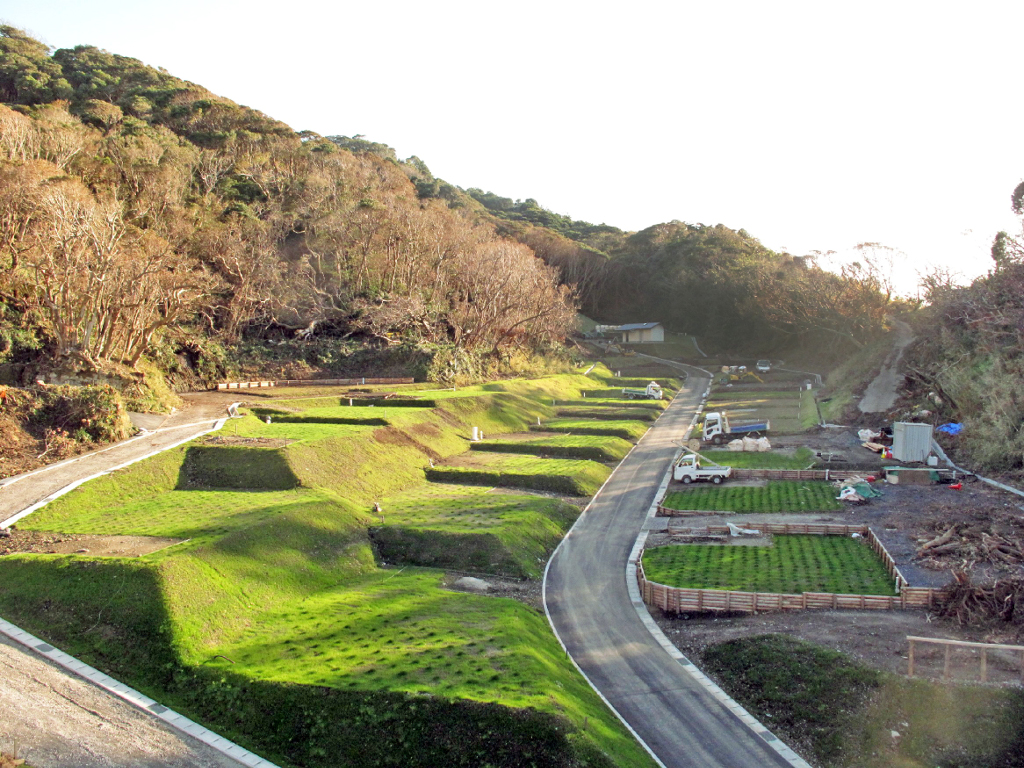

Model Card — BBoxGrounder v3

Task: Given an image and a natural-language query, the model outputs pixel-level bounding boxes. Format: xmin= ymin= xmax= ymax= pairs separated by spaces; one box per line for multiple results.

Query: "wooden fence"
xmin=216 ymin=377 xmax=414 ymax=390
xmin=636 ymin=525 xmax=940 ymax=614
xmin=908 ymin=635 xmax=1024 ymax=683
xmin=730 ymin=468 xmax=860 ymax=481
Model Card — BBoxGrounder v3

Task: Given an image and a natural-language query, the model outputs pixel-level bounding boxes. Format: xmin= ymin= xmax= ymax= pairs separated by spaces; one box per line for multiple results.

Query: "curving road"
xmin=544 ymin=365 xmax=794 ymax=768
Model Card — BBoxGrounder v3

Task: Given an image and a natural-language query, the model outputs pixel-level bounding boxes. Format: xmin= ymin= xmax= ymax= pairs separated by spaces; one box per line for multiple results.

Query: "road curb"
xmin=625 ymin=372 xmax=812 ymax=768
xmin=0 ymin=617 xmax=278 ymax=768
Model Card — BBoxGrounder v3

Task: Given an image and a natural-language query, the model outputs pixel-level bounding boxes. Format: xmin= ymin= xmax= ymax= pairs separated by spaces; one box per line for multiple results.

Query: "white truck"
xmin=701 ymin=411 xmax=770 ymax=444
xmin=622 ymin=382 xmax=663 ymax=400
xmin=673 ymin=452 xmax=732 ymax=484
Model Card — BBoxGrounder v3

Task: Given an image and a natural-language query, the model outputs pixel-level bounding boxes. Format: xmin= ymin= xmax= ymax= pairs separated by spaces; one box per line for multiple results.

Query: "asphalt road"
xmin=544 ymin=366 xmax=793 ymax=768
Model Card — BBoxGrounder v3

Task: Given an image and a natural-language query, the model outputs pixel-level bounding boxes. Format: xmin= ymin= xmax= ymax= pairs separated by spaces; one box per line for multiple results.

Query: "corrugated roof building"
xmin=614 ymin=322 xmax=664 ymax=343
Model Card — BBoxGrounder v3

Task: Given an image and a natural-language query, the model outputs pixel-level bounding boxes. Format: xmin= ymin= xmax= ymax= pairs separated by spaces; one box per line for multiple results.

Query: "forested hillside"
xmin=902 ymin=181 xmax=1024 ymax=475
xmin=0 ymin=24 xmax=895 ymax=399
xmin=0 ymin=26 xmax=574 ymax=391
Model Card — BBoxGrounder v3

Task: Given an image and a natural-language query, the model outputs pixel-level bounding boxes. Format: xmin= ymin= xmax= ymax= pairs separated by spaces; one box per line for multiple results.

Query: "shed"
xmin=615 ymin=322 xmax=665 ymax=344
xmin=892 ymin=422 xmax=933 ymax=463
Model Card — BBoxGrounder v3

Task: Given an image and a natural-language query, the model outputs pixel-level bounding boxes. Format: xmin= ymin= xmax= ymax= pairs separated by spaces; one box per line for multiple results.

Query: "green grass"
xmin=799 ymin=388 xmax=821 ymax=429
xmin=555 ymin=406 xmax=659 ymax=422
xmin=532 ymin=418 xmax=648 ymax=441
xmin=642 ymin=535 xmax=894 ymax=595
xmin=697 ymin=447 xmax=816 ymax=469
xmin=473 ymin=434 xmax=633 ymax=462
xmin=701 ymin=635 xmax=882 ymax=763
xmin=1 ymin=368 xmax=655 ymax=768
xmin=819 ymin=336 xmax=893 ymax=423
xmin=427 ymin=453 xmax=610 ymax=496
xmin=370 ymin=483 xmax=578 ymax=577
xmin=702 ymin=634 xmax=1024 ymax=768
xmin=662 ymin=480 xmax=840 ymax=513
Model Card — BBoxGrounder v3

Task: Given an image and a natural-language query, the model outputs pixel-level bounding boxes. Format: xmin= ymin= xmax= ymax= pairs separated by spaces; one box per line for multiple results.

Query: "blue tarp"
xmin=937 ymin=423 xmax=963 ymax=435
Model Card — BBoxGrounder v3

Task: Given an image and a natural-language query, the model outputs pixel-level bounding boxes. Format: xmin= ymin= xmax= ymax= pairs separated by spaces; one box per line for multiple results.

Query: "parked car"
xmin=755 ymin=359 xmax=771 ymax=373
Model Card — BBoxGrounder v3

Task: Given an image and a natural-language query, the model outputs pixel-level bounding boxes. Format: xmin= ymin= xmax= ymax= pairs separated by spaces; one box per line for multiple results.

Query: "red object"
xmin=866 ymin=475 xmax=876 ymax=482
xmin=950 ymin=482 xmax=962 ymax=490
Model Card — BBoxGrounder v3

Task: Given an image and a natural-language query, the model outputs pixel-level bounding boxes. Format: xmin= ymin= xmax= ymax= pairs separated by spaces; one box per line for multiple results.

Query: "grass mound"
xmin=427 ymin=454 xmax=610 ymax=496
xmin=556 ymin=407 xmax=659 ymax=422
xmin=662 ymin=480 xmax=840 ymax=513
xmin=178 ymin=445 xmax=300 ymax=490
xmin=473 ymin=434 xmax=633 ymax=462
xmin=532 ymin=419 xmax=648 ymax=441
xmin=371 ymin=483 xmax=578 ymax=577
xmin=2 ymin=368 xmax=657 ymax=768
xmin=702 ymin=635 xmax=881 ymax=763
xmin=642 ymin=535 xmax=894 ymax=595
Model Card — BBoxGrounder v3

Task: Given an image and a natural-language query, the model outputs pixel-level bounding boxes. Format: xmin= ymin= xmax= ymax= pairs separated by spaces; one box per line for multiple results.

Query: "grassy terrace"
xmin=0 ymin=365 xmax=657 ymax=768
xmin=662 ymin=480 xmax=841 ymax=513
xmin=531 ymin=418 xmax=649 ymax=441
xmin=643 ymin=536 xmax=894 ymax=595
xmin=427 ymin=453 xmax=611 ymax=497
xmin=472 ymin=434 xmax=633 ymax=462
xmin=704 ymin=387 xmax=815 ymax=434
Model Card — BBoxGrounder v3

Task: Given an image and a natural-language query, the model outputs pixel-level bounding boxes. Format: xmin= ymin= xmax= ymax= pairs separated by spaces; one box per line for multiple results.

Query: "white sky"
xmin=4 ymin=1 xmax=1023 ymax=295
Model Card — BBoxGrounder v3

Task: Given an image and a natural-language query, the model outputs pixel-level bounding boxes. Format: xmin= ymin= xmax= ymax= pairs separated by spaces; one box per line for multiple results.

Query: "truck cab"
xmin=702 ymin=412 xmax=729 ymax=443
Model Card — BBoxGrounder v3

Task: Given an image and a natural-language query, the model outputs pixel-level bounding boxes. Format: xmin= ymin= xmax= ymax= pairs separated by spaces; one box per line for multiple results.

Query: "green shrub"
xmin=31 ymin=384 xmax=133 ymax=443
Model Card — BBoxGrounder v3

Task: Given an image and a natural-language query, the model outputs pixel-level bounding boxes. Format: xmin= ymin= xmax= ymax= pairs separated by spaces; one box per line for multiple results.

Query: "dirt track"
xmin=859 ymin=319 xmax=914 ymax=413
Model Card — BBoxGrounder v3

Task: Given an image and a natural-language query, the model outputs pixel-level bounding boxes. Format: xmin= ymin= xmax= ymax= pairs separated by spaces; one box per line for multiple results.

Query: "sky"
xmin=4 ymin=0 xmax=1023 ymax=295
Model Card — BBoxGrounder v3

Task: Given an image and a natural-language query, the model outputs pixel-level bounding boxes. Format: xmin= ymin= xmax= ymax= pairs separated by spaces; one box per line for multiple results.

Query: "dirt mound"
xmin=0 ymin=529 xmax=183 ymax=557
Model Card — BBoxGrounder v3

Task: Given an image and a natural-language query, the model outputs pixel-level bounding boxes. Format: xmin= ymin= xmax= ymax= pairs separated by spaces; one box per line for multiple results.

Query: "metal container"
xmin=892 ymin=422 xmax=933 ymax=463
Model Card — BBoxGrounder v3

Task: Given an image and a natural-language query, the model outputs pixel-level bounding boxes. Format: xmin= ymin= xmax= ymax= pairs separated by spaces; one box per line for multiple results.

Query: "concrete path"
xmin=859 ymin=320 xmax=915 ymax=413
xmin=0 ymin=391 xmax=260 ymax=768
xmin=544 ymin=364 xmax=798 ymax=768
xmin=1 ymin=392 xmax=241 ymax=526
xmin=0 ymin=634 xmax=244 ymax=768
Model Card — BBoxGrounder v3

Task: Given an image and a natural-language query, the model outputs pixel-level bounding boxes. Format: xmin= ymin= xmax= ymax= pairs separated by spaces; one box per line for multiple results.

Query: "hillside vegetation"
xmin=901 ymin=181 xmax=1024 ymax=475
xmin=0 ymin=23 xmax=899 ymax=407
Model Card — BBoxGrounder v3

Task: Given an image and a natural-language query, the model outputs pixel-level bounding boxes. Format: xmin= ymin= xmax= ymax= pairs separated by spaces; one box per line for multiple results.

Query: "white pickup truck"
xmin=672 ymin=452 xmax=732 ymax=484
xmin=622 ymin=382 xmax=663 ymax=400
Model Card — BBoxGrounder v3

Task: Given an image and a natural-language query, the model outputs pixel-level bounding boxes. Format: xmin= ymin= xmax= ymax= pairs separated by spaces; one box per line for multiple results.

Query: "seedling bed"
xmin=642 ymin=535 xmax=894 ymax=595
xmin=662 ymin=480 xmax=841 ymax=513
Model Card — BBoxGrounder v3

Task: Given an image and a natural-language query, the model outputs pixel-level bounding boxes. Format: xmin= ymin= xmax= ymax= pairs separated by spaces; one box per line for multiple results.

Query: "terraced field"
xmin=0 ymin=366 xmax=656 ymax=768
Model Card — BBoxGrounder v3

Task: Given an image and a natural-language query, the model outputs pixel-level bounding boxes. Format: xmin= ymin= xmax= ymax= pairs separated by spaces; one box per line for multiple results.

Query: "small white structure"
xmin=614 ymin=322 xmax=665 ymax=344
xmin=892 ymin=422 xmax=934 ymax=463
